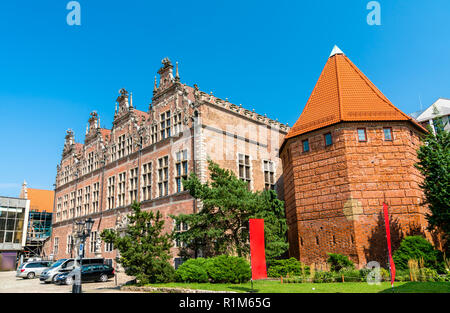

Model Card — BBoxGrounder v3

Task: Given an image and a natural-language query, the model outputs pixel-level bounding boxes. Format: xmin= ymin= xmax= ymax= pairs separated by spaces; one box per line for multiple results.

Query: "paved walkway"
xmin=0 ymin=271 xmax=139 ymax=293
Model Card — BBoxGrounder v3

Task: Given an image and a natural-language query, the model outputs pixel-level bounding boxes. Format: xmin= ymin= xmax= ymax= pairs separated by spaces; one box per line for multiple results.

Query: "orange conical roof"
xmin=285 ymin=47 xmax=418 ymax=140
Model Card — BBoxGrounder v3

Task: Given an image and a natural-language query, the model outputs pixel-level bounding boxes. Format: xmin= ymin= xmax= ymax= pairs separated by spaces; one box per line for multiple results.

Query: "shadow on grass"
xmin=379 ymin=282 xmax=450 ymax=293
xmin=227 ymin=286 xmax=260 ymax=293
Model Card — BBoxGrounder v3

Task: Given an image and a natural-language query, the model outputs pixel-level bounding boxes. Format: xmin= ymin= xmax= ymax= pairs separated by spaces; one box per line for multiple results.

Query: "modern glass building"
xmin=0 ymin=196 xmax=30 ymax=271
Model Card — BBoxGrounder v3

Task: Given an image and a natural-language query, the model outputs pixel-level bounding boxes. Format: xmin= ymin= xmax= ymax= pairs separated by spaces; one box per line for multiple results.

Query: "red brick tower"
xmin=280 ymin=46 xmax=430 ymax=268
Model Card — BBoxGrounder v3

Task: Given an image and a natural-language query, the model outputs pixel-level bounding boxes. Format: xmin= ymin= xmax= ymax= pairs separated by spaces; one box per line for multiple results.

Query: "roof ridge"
xmin=334 ymin=55 xmax=343 ymax=122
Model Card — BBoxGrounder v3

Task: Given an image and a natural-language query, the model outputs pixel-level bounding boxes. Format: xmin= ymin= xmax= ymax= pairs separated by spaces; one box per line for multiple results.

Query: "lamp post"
xmin=72 ymin=217 xmax=94 ymax=293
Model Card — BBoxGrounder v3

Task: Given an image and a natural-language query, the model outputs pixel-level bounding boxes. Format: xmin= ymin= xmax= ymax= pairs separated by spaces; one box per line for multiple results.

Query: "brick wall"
xmin=282 ymin=121 xmax=430 ymax=268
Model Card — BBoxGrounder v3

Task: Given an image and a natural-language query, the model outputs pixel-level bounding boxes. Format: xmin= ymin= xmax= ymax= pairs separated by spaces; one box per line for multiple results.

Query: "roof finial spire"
xmin=175 ymin=61 xmax=180 ymax=81
xmin=329 ymin=45 xmax=344 ymax=57
xmin=153 ymin=76 xmax=157 ymax=92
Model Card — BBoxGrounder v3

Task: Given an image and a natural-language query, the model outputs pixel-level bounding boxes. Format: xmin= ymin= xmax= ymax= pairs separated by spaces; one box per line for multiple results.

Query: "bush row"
xmin=175 ymin=255 xmax=252 ymax=284
xmin=281 ymin=268 xmax=450 ymax=283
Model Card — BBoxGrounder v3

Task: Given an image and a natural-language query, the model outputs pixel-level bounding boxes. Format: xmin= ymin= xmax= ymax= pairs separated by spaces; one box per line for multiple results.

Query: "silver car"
xmin=16 ymin=261 xmax=52 ymax=279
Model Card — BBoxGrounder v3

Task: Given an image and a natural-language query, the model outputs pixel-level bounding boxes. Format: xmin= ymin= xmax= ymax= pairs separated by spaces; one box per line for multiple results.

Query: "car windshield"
xmin=50 ymin=259 xmax=67 ymax=268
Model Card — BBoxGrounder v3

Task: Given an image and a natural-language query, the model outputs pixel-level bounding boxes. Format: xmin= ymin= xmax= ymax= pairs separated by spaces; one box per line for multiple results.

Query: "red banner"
xmin=382 ymin=202 xmax=396 ymax=287
xmin=249 ymin=219 xmax=267 ymax=280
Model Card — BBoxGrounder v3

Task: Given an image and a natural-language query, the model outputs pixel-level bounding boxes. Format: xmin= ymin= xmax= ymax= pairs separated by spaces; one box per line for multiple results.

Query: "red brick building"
xmin=45 ymin=58 xmax=289 ymax=266
xmin=280 ymin=47 xmax=431 ymax=268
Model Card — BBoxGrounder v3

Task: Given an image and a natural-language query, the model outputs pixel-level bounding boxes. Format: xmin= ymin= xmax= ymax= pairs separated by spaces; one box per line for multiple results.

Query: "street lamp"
xmin=72 ymin=217 xmax=94 ymax=293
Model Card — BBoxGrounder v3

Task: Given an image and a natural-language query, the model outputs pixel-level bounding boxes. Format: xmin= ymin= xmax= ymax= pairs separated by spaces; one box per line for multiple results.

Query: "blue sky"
xmin=0 ymin=0 xmax=449 ymax=197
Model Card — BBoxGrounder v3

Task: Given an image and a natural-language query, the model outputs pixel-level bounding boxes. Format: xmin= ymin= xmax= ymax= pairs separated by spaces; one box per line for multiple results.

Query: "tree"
xmin=171 ymin=160 xmax=288 ymax=262
xmin=392 ymin=236 xmax=444 ymax=273
xmin=415 ymin=116 xmax=450 ymax=246
xmin=101 ymin=201 xmax=175 ymax=284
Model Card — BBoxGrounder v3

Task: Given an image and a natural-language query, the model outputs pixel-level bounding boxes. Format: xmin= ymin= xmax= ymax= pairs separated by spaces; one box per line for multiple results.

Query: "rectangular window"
xmin=54 ymin=237 xmax=59 ymax=255
xmin=324 ymin=133 xmax=332 ymax=146
xmin=76 ymin=189 xmax=83 ymax=217
xmin=118 ymin=135 xmax=126 ymax=159
xmin=357 ymin=128 xmax=367 ymax=142
xmin=142 ymin=162 xmax=152 ymax=201
xmin=238 ymin=153 xmax=251 ymax=188
xmin=158 ymin=156 xmax=169 ymax=197
xmin=302 ymin=139 xmax=310 ymax=152
xmin=383 ymin=127 xmax=393 ymax=141
xmin=173 ymin=112 xmax=182 ymax=136
xmin=263 ymin=160 xmax=275 ymax=190
xmin=89 ymin=231 xmax=98 ymax=253
xmin=151 ymin=124 xmax=158 ymax=144
xmin=92 ymin=182 xmax=99 ymax=213
xmin=84 ymin=186 xmax=91 ymax=215
xmin=118 ymin=172 xmax=126 ymax=207
xmin=129 ymin=168 xmax=138 ymax=204
xmin=107 ymin=176 xmax=115 ymax=210
xmin=126 ymin=137 xmax=133 ymax=155
xmin=66 ymin=235 xmax=73 ymax=254
xmin=175 ymin=150 xmax=188 ymax=193
xmin=104 ymin=229 xmax=114 ymax=252
xmin=160 ymin=111 xmax=171 ymax=140
xmin=174 ymin=221 xmax=188 ymax=248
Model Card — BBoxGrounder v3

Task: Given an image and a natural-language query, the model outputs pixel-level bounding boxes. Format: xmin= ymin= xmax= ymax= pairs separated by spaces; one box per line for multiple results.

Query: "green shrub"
xmin=337 ymin=269 xmax=362 ymax=282
xmin=393 ymin=236 xmax=444 ymax=273
xmin=314 ymin=271 xmax=334 ymax=283
xmin=418 ymin=268 xmax=439 ymax=282
xmin=326 ymin=253 xmax=354 ymax=272
xmin=267 ymin=258 xmax=309 ymax=277
xmin=206 ymin=255 xmax=251 ymax=284
xmin=380 ymin=268 xmax=391 ymax=281
xmin=175 ymin=258 xmax=209 ymax=283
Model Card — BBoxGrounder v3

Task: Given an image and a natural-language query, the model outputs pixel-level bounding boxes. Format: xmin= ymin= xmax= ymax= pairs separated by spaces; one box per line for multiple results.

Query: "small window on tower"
xmin=383 ymin=127 xmax=393 ymax=141
xmin=324 ymin=133 xmax=332 ymax=146
xmin=302 ymin=139 xmax=310 ymax=152
xmin=357 ymin=128 xmax=367 ymax=142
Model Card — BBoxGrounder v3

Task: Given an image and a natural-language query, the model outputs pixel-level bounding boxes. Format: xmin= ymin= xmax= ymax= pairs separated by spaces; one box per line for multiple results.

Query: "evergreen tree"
xmin=101 ymin=201 xmax=175 ymax=284
xmin=415 ymin=116 xmax=450 ymax=246
xmin=171 ymin=160 xmax=288 ymax=262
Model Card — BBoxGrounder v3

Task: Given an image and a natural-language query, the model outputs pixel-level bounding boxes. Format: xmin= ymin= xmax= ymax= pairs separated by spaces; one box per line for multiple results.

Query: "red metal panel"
xmin=249 ymin=218 xmax=267 ymax=280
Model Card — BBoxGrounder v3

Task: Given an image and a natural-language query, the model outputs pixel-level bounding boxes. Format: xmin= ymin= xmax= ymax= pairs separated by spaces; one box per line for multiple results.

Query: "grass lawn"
xmin=146 ymin=280 xmax=450 ymax=293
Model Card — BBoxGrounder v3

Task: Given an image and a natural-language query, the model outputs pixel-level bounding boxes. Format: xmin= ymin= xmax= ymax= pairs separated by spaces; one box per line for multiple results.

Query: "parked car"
xmin=40 ymin=258 xmax=104 ymax=284
xmin=54 ymin=264 xmax=115 ymax=285
xmin=16 ymin=261 xmax=52 ymax=279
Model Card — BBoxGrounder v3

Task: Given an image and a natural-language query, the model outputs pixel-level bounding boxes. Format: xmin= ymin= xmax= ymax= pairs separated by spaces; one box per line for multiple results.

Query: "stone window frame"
xmin=128 ymin=167 xmax=138 ymax=204
xmin=173 ymin=111 xmax=183 ymax=136
xmin=383 ymin=127 xmax=393 ymax=141
xmin=141 ymin=162 xmax=152 ymax=201
xmin=175 ymin=150 xmax=189 ymax=193
xmin=262 ymin=159 xmax=276 ymax=191
xmin=158 ymin=155 xmax=169 ymax=197
xmin=107 ymin=176 xmax=116 ymax=210
xmin=53 ymin=237 xmax=59 ymax=255
xmin=237 ymin=153 xmax=252 ymax=190
xmin=117 ymin=172 xmax=127 ymax=207
xmin=83 ymin=185 xmax=91 ymax=216
xmin=92 ymin=182 xmax=100 ymax=213
xmin=357 ymin=128 xmax=367 ymax=142
xmin=89 ymin=231 xmax=98 ymax=253
xmin=160 ymin=110 xmax=172 ymax=140
xmin=104 ymin=228 xmax=114 ymax=252
xmin=76 ymin=189 xmax=83 ymax=217
xmin=117 ymin=134 xmax=126 ymax=159
xmin=66 ymin=234 xmax=73 ymax=254
xmin=173 ymin=220 xmax=189 ymax=248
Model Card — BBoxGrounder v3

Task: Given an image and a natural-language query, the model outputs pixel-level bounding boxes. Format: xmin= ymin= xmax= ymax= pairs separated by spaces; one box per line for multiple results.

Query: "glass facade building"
xmin=0 ymin=196 xmax=30 ymax=271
